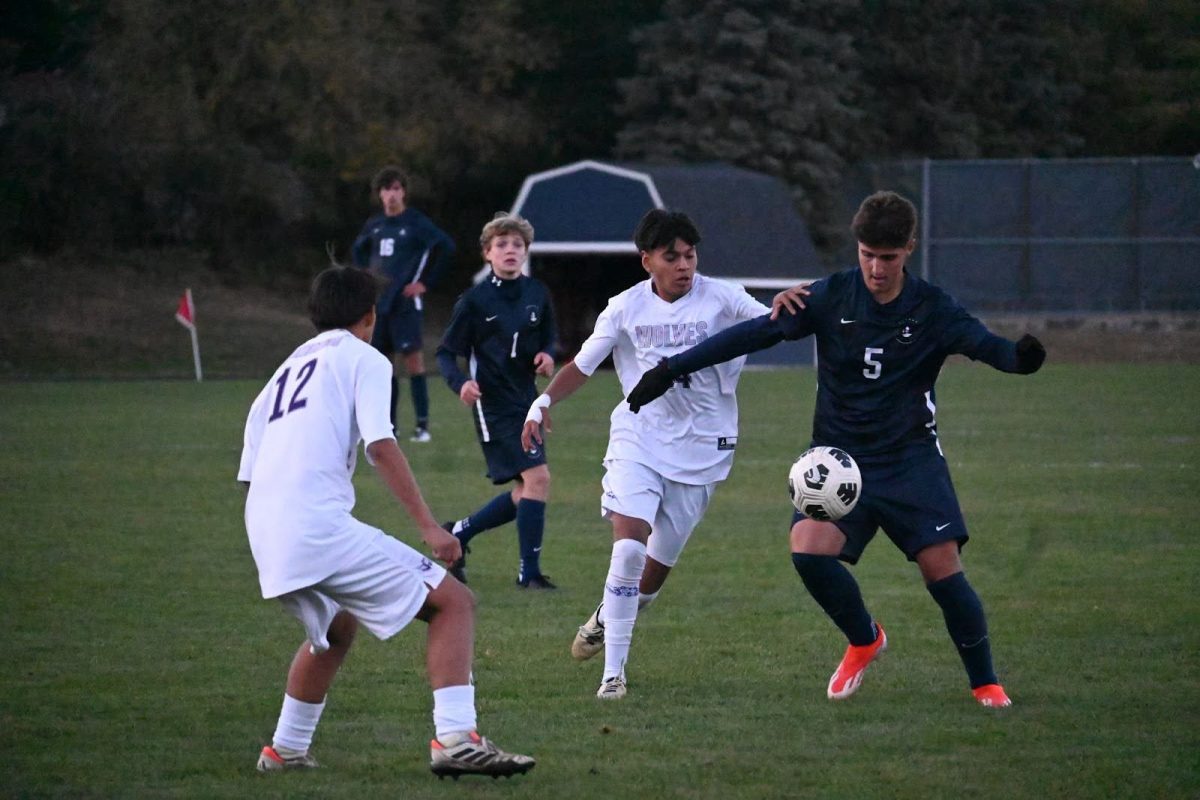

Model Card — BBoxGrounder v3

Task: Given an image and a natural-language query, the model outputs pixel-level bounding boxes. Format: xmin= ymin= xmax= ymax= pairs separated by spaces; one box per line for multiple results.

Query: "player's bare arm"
xmin=770 ymin=282 xmax=812 ymax=319
xmin=458 ymin=380 xmax=482 ymax=405
xmin=521 ymin=361 xmax=589 ymax=449
xmin=365 ymin=437 xmax=462 ymax=564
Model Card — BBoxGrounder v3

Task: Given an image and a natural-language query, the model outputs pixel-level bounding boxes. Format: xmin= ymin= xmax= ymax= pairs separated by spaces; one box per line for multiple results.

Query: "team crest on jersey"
xmin=895 ymin=317 xmax=919 ymax=345
xmin=525 ymin=305 xmax=540 ymax=325
xmin=717 ymin=436 xmax=737 ymax=451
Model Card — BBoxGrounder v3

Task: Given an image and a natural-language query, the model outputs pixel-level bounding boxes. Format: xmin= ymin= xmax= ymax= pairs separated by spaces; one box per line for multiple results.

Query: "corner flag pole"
xmin=174 ymin=289 xmax=203 ymax=382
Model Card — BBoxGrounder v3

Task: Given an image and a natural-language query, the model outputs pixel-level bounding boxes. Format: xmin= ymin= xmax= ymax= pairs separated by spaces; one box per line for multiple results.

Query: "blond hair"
xmin=479 ymin=212 xmax=535 ymax=252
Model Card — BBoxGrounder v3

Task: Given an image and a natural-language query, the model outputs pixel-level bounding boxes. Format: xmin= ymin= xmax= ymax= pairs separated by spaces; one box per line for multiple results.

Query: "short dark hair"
xmin=633 ymin=208 xmax=702 ymax=252
xmin=308 ymin=265 xmax=379 ymax=331
xmin=372 ymin=165 xmax=408 ymax=194
xmin=851 ymin=191 xmax=918 ymax=248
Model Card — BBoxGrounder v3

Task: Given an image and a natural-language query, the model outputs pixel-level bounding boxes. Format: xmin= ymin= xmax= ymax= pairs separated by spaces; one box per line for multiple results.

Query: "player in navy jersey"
xmin=627 ymin=191 xmax=1046 ymax=708
xmin=352 ymin=165 xmax=457 ymax=443
xmin=436 ymin=213 xmax=558 ymax=589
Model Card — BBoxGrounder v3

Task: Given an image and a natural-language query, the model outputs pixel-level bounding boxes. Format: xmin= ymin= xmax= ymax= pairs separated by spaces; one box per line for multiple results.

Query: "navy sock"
xmin=460 ymin=492 xmax=516 ymax=547
xmin=792 ymin=553 xmax=876 ymax=646
xmin=410 ymin=374 xmax=429 ymax=428
xmin=926 ymin=572 xmax=998 ymax=688
xmin=516 ymin=498 xmax=546 ymax=581
xmin=389 ymin=377 xmax=399 ymax=429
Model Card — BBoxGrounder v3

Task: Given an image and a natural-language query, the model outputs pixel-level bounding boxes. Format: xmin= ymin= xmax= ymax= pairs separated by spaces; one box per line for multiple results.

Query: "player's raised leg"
xmin=790 ymin=519 xmax=885 ymax=700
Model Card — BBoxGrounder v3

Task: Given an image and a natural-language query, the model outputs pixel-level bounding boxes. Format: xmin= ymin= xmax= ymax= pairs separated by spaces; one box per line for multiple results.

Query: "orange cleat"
xmin=827 ymin=622 xmax=888 ymax=700
xmin=972 ymin=683 xmax=1012 ymax=707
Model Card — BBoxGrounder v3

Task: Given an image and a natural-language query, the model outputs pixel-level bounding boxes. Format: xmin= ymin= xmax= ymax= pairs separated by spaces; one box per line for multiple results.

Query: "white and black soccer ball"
xmin=787 ymin=446 xmax=862 ymax=521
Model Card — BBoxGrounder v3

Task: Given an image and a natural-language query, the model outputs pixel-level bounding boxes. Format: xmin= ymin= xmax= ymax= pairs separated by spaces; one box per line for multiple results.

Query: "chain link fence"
xmin=843 ymin=157 xmax=1200 ymax=311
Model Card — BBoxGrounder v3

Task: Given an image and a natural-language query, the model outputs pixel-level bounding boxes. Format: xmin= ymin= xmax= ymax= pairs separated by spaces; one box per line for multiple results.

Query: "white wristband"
xmin=525 ymin=393 xmax=552 ymax=424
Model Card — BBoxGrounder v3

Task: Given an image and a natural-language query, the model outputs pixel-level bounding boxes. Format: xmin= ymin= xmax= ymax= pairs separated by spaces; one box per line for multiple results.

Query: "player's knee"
xmin=440 ymin=576 xmax=477 ymax=616
xmin=610 ymin=538 xmax=647 ymax=583
xmin=523 ymin=466 xmax=551 ymax=495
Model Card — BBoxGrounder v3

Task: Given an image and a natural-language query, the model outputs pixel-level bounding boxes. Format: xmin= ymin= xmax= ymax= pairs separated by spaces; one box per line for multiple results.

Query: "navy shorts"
xmin=372 ymin=307 xmax=423 ymax=355
xmin=481 ymin=433 xmax=547 ymax=485
xmin=791 ymin=444 xmax=967 ymax=564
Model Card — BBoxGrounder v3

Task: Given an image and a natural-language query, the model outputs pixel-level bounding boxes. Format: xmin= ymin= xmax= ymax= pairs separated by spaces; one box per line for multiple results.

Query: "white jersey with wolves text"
xmin=572 ymin=274 xmax=769 ymax=485
xmin=238 ymin=329 xmax=395 ymax=598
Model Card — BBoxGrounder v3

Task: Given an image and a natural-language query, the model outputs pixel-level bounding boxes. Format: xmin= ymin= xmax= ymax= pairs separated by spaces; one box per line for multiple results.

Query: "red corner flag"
xmin=175 ymin=289 xmax=196 ymax=331
xmin=174 ymin=289 xmax=203 ymax=381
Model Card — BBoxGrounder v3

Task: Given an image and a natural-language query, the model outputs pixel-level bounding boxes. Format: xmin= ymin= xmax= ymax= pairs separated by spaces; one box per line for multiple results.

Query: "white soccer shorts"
xmin=600 ymin=459 xmax=715 ymax=567
xmin=277 ymin=522 xmax=447 ymax=653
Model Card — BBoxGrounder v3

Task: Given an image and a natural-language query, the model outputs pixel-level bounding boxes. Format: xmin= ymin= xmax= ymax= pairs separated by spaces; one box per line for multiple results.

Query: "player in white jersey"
xmin=238 ymin=265 xmax=533 ymax=779
xmin=521 ymin=209 xmax=793 ymax=700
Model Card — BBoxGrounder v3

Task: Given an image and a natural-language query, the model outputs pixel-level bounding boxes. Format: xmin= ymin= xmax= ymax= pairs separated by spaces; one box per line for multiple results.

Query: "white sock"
xmin=433 ymin=685 xmax=477 ymax=741
xmin=638 ymin=590 xmax=659 ymax=610
xmin=272 ymin=694 xmax=325 ymax=754
xmin=602 ymin=539 xmax=646 ymax=680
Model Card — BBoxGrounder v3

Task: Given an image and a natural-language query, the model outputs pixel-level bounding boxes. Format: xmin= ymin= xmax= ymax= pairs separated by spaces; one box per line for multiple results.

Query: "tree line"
xmin=2 ymin=0 xmax=1196 ymax=279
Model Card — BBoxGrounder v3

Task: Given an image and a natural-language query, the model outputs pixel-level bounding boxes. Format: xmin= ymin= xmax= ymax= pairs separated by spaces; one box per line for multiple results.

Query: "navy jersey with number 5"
xmin=436 ymin=272 xmax=557 ymax=441
xmin=667 ymin=268 xmax=1033 ymax=462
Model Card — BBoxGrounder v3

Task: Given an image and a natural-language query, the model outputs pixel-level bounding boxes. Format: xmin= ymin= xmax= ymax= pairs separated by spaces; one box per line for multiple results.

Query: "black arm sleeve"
xmin=665 ymin=313 xmax=789 ymax=375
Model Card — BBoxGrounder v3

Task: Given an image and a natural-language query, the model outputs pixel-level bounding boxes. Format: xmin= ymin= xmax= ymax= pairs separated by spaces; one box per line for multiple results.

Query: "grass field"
xmin=1 ymin=364 xmax=1197 ymax=799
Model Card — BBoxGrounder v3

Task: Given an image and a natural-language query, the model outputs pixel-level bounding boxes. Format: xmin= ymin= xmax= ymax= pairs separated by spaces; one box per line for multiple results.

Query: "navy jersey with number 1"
xmin=436 ymin=272 xmax=557 ymax=442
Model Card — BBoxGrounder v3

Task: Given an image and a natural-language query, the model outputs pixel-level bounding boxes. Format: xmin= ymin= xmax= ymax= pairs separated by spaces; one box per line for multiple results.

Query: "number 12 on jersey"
xmin=268 ymin=358 xmax=318 ymax=421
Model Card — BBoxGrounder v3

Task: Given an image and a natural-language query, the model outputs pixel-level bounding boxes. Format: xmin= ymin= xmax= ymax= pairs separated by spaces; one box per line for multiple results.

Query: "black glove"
xmin=1015 ymin=334 xmax=1046 ymax=374
xmin=627 ymin=358 xmax=675 ymax=413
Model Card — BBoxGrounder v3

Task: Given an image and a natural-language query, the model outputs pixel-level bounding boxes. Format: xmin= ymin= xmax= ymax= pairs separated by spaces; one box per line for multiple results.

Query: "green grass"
xmin=1 ymin=364 xmax=1197 ymax=799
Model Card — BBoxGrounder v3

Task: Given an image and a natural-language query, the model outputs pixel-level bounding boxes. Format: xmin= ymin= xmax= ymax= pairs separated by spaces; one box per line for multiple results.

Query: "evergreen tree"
xmin=856 ymin=0 xmax=1088 ymax=159
xmin=614 ymin=0 xmax=866 ymax=251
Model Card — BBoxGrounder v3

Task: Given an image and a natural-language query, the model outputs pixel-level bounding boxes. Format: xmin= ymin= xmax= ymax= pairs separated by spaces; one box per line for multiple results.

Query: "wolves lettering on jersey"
xmin=634 ymin=321 xmax=709 ymax=349
xmin=573 ymin=274 xmax=768 ymax=485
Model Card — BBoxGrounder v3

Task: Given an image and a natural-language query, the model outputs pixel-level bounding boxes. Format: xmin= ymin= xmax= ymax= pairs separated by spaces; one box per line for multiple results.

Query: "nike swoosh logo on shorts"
xmin=840 ymin=318 xmax=854 ymax=324
xmin=486 ymin=315 xmax=498 ymax=321
xmin=936 ymin=522 xmax=952 ymax=531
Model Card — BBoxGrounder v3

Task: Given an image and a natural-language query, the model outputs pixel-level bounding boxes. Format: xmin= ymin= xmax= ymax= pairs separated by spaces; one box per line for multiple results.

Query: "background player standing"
xmin=521 ymin=209 xmax=772 ymax=699
xmin=627 ymin=191 xmax=1047 ymax=708
xmin=436 ymin=213 xmax=558 ymax=589
xmin=238 ymin=264 xmax=533 ymax=778
xmin=352 ymin=165 xmax=457 ymax=442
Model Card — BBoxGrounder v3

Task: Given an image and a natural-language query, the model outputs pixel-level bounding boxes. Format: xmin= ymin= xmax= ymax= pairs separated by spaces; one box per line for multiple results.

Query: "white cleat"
xmin=256 ymin=745 xmax=319 ymax=772
xmin=572 ymin=603 xmax=605 ymax=661
xmin=596 ymin=675 xmax=627 ymax=700
xmin=430 ymin=731 xmax=535 ymax=779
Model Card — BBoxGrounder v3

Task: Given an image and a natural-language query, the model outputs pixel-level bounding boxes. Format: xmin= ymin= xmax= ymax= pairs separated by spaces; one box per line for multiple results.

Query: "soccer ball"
xmin=787 ymin=446 xmax=862 ymax=521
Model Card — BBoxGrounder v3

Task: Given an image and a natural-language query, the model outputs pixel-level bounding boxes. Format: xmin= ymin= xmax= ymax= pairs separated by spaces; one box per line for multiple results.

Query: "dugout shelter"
xmin=504 ymin=159 xmax=821 ymax=366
